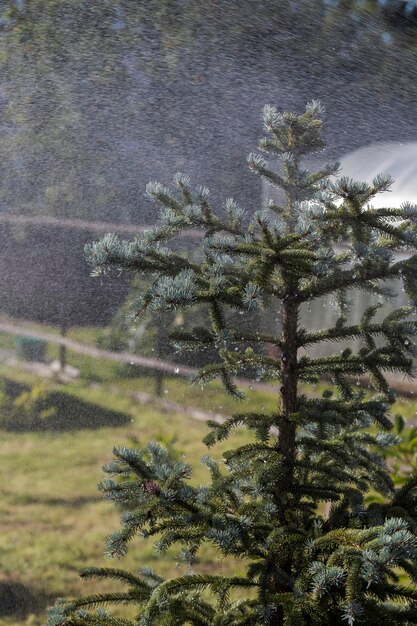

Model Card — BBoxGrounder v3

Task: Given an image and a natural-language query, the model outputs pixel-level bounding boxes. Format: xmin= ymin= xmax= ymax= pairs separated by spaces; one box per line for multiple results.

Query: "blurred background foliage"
xmin=0 ymin=0 xmax=416 ymax=222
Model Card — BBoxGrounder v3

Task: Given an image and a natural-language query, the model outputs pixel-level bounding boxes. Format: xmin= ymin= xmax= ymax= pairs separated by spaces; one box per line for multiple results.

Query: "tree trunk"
xmin=269 ymin=296 xmax=299 ymax=626
xmin=155 ymin=368 xmax=164 ymax=397
xmin=279 ymin=297 xmax=298 ymax=492
xmin=155 ymin=316 xmax=167 ymax=397
xmin=59 ymin=324 xmax=67 ymax=371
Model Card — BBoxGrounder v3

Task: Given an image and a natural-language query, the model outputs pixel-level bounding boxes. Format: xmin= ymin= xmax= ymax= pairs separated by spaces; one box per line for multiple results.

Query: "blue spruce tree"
xmin=49 ymin=103 xmax=417 ymax=625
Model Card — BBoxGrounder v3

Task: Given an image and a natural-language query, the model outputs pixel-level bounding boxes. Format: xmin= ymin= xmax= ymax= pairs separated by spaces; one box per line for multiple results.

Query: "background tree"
xmin=48 ymin=103 xmax=417 ymax=625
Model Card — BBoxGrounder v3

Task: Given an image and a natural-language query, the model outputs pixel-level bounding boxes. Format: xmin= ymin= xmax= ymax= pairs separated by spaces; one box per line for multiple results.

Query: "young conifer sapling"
xmin=49 ymin=103 xmax=417 ymax=626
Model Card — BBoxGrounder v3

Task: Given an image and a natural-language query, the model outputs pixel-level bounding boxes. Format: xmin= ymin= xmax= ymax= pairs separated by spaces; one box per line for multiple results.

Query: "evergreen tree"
xmin=49 ymin=103 xmax=417 ymax=625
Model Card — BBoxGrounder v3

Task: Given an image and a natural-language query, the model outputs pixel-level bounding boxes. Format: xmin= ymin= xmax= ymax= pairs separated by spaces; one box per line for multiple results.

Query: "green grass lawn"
xmin=0 ymin=367 xmax=261 ymax=625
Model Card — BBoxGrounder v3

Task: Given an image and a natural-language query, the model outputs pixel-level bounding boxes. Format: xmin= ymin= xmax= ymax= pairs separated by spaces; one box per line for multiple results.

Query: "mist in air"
xmin=0 ymin=1 xmax=415 ymax=326
xmin=2 ymin=3 xmax=417 ymax=621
